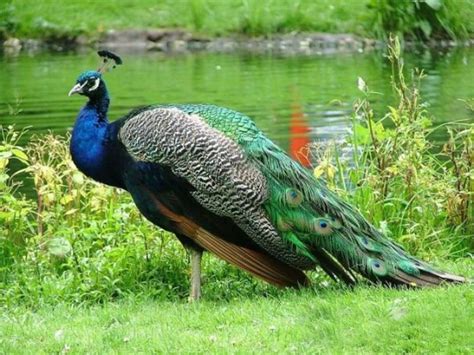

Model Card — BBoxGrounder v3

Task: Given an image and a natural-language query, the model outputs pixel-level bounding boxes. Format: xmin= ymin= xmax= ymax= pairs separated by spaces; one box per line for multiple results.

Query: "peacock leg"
xmin=175 ymin=234 xmax=204 ymax=301
xmin=189 ymin=247 xmax=203 ymax=302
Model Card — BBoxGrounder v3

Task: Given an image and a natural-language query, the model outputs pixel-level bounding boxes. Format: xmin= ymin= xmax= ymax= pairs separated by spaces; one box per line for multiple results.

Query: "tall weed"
xmin=310 ymin=36 xmax=473 ymax=257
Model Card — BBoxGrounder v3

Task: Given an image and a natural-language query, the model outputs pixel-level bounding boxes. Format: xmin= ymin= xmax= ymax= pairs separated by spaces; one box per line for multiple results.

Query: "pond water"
xmin=1 ymin=48 xmax=473 ymax=160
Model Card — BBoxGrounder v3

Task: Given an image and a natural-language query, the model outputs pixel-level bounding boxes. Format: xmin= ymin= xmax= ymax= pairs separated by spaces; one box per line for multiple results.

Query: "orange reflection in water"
xmin=289 ymin=102 xmax=311 ymax=167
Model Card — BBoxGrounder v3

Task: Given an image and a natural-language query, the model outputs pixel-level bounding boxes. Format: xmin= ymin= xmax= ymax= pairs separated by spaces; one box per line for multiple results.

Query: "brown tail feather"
xmin=152 ymin=194 xmax=310 ymax=288
xmin=390 ymin=269 xmax=466 ymax=287
xmin=194 ymin=226 xmax=309 ymax=287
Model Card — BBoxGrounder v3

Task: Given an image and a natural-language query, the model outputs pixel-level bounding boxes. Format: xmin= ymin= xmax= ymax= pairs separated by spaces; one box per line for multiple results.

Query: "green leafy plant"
xmin=0 ymin=125 xmax=34 ymax=286
xmin=368 ymin=0 xmax=471 ymax=41
xmin=309 ymin=36 xmax=473 ymax=257
xmin=0 ymin=1 xmax=19 ymax=40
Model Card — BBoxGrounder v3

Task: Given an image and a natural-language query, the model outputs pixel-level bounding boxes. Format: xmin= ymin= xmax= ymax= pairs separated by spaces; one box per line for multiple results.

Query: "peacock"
xmin=68 ymin=51 xmax=464 ymax=300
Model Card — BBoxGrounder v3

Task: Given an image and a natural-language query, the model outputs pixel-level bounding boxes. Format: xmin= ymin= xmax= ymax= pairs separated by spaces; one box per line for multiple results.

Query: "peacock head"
xmin=68 ymin=50 xmax=122 ymax=100
xmin=68 ymin=70 xmax=105 ymax=98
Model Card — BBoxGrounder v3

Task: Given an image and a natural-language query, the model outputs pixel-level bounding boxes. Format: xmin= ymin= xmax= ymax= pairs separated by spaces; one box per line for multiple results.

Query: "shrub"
xmin=367 ymin=0 xmax=472 ymax=41
xmin=309 ymin=36 xmax=473 ymax=257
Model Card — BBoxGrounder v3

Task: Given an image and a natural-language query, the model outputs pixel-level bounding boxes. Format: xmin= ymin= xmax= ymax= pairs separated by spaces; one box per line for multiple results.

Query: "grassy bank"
xmin=0 ymin=38 xmax=472 ymax=309
xmin=1 ymin=277 xmax=473 ymax=353
xmin=2 ymin=0 xmax=474 ymax=42
xmin=0 ymin=35 xmax=473 ymax=352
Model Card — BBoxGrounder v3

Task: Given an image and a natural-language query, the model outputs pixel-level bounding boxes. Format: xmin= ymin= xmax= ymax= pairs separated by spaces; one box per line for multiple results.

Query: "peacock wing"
xmin=118 ymin=107 xmax=315 ymax=270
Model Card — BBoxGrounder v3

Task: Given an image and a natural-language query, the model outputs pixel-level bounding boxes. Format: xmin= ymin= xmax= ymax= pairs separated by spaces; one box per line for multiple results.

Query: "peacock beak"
xmin=68 ymin=82 xmax=86 ymax=96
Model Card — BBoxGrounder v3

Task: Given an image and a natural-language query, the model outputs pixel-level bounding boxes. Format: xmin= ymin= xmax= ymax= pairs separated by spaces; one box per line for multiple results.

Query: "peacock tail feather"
xmin=161 ymin=104 xmax=465 ymax=287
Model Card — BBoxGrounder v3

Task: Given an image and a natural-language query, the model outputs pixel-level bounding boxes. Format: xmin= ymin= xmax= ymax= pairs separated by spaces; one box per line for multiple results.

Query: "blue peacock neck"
xmin=87 ymin=85 xmax=110 ymax=121
xmin=70 ymin=83 xmax=113 ymax=183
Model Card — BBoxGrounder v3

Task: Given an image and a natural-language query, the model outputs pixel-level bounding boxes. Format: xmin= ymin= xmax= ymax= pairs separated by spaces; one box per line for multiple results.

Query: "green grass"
xmin=0 ymin=272 xmax=472 ymax=353
xmin=3 ymin=0 xmax=474 ymax=41
xmin=4 ymin=0 xmax=369 ymax=38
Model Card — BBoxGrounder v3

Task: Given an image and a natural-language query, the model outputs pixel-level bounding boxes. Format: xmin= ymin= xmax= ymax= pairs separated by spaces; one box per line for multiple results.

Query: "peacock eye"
xmin=85 ymin=78 xmax=100 ymax=91
xmin=319 ymin=221 xmax=328 ymax=228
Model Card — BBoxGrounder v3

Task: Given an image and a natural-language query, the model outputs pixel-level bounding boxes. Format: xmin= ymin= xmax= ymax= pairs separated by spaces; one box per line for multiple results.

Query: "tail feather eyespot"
xmin=285 ymin=188 xmax=303 ymax=207
xmin=367 ymin=258 xmax=388 ymax=276
xmin=325 ymin=214 xmax=342 ymax=229
xmin=313 ymin=218 xmax=333 ymax=236
xmin=357 ymin=236 xmax=382 ymax=253
xmin=276 ymin=215 xmax=292 ymax=232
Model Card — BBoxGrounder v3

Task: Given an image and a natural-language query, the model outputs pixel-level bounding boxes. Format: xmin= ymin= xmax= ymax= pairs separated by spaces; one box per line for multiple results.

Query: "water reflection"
xmin=0 ymin=48 xmax=473 ymax=149
xmin=289 ymin=101 xmax=311 ymax=167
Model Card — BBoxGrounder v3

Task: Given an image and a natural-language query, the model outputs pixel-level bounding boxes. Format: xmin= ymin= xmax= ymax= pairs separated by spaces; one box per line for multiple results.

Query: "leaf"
xmin=314 ymin=165 xmax=325 ymax=178
xmin=0 ymin=151 xmax=12 ymax=159
xmin=419 ymin=117 xmax=432 ymax=128
xmin=388 ymin=106 xmax=400 ymax=124
xmin=48 ymin=237 xmax=72 ymax=258
xmin=0 ymin=158 xmax=8 ymax=170
xmin=379 ymin=220 xmax=392 ymax=236
xmin=72 ymin=172 xmax=84 ymax=185
xmin=425 ymin=0 xmax=442 ymax=10
xmin=0 ymin=211 xmax=14 ymax=221
xmin=352 ymin=123 xmax=371 ymax=145
xmin=60 ymin=194 xmax=74 ymax=205
xmin=373 ymin=121 xmax=388 ymax=140
xmin=418 ymin=20 xmax=432 ymax=38
xmin=12 ymin=148 xmax=28 ymax=162
xmin=313 ymin=163 xmax=335 ymax=180
xmin=326 ymin=165 xmax=336 ymax=180
xmin=44 ymin=193 xmax=56 ymax=204
xmin=0 ymin=173 xmax=9 ymax=184
xmin=357 ymin=77 xmax=367 ymax=92
xmin=64 ymin=209 xmax=78 ymax=216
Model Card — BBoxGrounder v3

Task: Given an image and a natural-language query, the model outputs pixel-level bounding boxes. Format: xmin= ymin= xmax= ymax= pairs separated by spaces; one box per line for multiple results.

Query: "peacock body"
xmin=68 ymin=65 xmax=464 ymax=298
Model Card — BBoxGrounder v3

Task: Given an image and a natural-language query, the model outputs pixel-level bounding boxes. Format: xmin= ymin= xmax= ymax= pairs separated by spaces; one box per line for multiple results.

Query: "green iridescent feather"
xmin=153 ymin=104 xmax=464 ymax=286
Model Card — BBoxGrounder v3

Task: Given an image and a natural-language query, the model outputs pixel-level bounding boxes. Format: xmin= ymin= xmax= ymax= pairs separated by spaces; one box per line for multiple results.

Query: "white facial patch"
xmin=89 ymin=78 xmax=100 ymax=91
